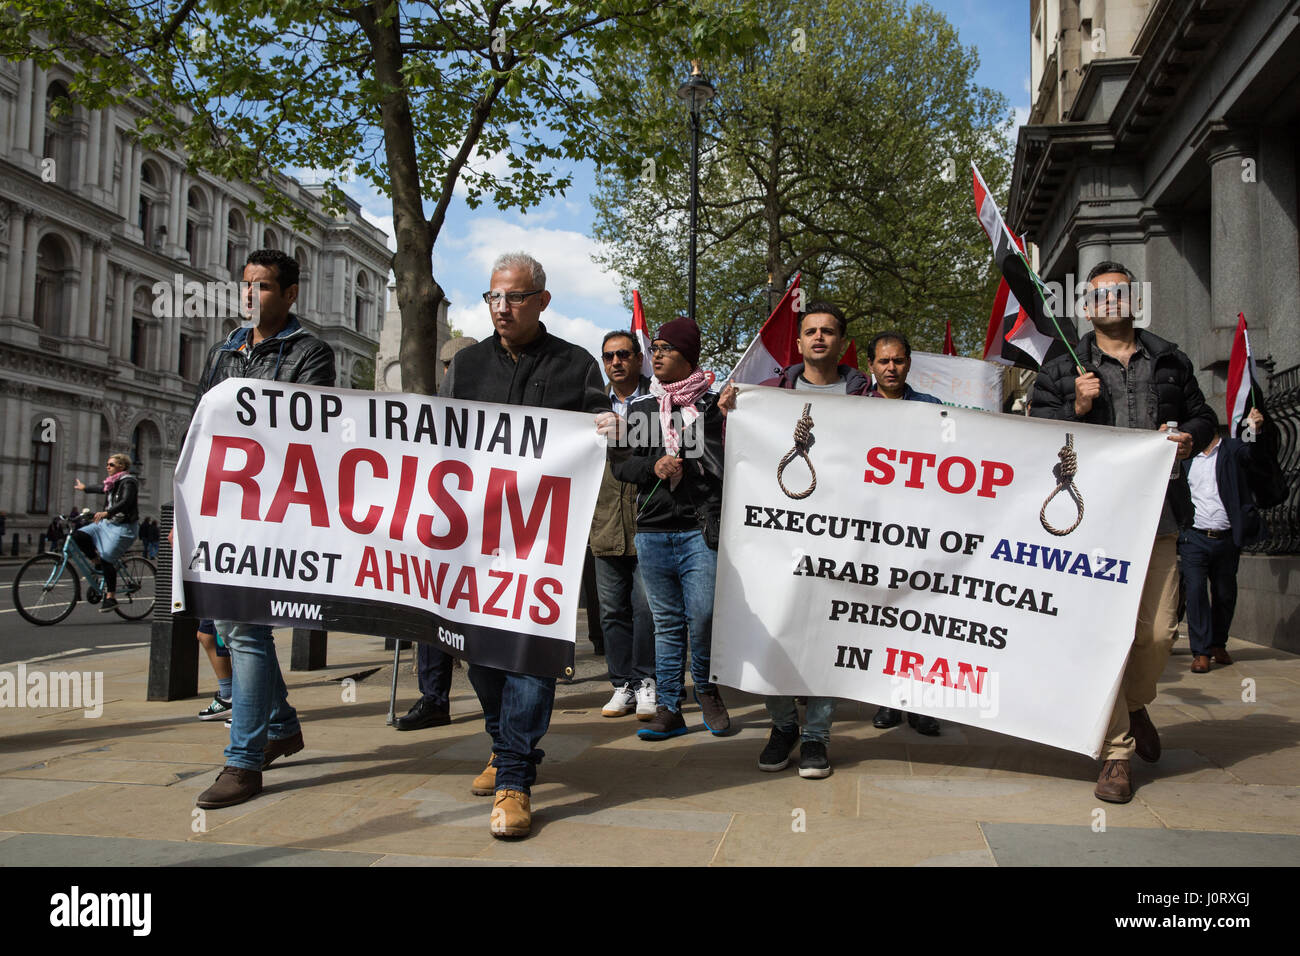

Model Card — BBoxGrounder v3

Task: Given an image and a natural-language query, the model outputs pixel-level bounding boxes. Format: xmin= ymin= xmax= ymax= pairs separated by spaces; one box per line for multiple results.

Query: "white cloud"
xmin=445 ymin=216 xmax=625 ymax=308
xmin=453 ymin=142 xmax=516 ymax=198
xmin=1012 ymin=106 xmax=1030 ymax=132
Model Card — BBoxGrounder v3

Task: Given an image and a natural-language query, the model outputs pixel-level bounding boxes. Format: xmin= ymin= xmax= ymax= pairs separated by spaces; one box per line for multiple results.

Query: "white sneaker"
xmin=601 ymin=684 xmax=636 ymax=717
xmin=635 ymin=679 xmax=657 ymax=720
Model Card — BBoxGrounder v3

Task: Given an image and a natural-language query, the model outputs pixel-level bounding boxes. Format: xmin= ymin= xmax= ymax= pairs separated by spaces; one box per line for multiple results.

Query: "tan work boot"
xmin=490 ymin=789 xmax=531 ymax=838
xmin=470 ymin=754 xmax=497 ymax=796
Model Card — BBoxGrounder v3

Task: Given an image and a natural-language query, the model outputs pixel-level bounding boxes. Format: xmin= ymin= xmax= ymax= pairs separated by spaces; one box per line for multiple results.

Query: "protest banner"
xmin=907 ymin=351 xmax=1004 ymax=411
xmin=172 ymin=379 xmax=604 ymax=678
xmin=711 ymin=386 xmax=1174 ymax=756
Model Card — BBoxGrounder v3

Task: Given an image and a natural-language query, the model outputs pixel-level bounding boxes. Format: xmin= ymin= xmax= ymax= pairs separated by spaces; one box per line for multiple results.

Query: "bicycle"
xmin=12 ymin=515 xmax=156 ymax=625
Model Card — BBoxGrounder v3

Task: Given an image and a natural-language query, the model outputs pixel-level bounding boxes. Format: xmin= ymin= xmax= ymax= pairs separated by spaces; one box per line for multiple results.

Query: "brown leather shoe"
xmin=196 ymin=766 xmax=263 ymax=809
xmin=490 ymin=788 xmax=531 ymax=838
xmin=1094 ymin=759 xmax=1132 ymax=803
xmin=1129 ymin=706 xmax=1161 ymax=762
xmin=260 ymin=730 xmax=304 ymax=770
xmin=1210 ymin=647 xmax=1233 ymax=666
xmin=1191 ymin=655 xmax=1211 ymax=674
xmin=470 ymin=754 xmax=497 ymax=796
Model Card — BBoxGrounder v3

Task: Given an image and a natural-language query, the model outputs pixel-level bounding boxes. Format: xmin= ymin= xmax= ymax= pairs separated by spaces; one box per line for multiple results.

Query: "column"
xmin=71 ymin=239 xmax=94 ymax=338
xmin=118 ymin=141 xmax=136 ymax=221
xmin=331 ymin=253 xmax=345 ymax=322
xmin=111 ymin=267 xmax=128 ymax=359
xmin=99 ymin=111 xmax=115 ymax=192
xmin=1073 ymin=229 xmax=1111 ymax=336
xmin=91 ymin=241 xmax=109 ymax=343
xmin=1208 ymin=129 xmax=1260 ymax=334
xmin=28 ymin=66 xmax=46 ymax=155
xmin=18 ymin=213 xmax=40 ymax=322
xmin=210 ymin=192 xmax=226 ymax=272
xmin=1257 ymin=128 xmax=1300 ymax=370
xmin=84 ymin=109 xmax=101 ymax=190
xmin=14 ymin=61 xmax=33 ymax=156
xmin=4 ymin=206 xmax=28 ymax=318
xmin=169 ymin=168 xmax=185 ymax=253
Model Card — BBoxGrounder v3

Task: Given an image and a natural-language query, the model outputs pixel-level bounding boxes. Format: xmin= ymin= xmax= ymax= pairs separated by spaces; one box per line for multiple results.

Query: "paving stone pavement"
xmin=0 ymin=628 xmax=1296 ymax=866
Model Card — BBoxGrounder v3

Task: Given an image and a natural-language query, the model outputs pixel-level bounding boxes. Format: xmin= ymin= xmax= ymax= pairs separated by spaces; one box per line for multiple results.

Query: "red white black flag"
xmin=631 ymin=289 xmax=654 ymax=380
xmin=1227 ymin=312 xmax=1262 ymax=438
xmin=730 ymin=273 xmax=802 ymax=384
xmin=972 ymin=163 xmax=1078 ymax=370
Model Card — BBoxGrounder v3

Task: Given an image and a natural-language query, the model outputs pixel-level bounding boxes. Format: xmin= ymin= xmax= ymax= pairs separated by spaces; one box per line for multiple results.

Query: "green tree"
xmin=591 ymin=0 xmax=1012 ymax=367
xmin=2 ymin=1 xmax=763 ymax=392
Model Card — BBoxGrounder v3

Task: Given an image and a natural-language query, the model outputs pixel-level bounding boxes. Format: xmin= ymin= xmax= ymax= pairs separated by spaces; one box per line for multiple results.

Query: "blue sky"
xmin=340 ymin=0 xmax=1031 ymax=366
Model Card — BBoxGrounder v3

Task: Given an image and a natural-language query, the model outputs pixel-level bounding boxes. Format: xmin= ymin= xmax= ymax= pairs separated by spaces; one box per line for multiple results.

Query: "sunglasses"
xmin=602 ymin=349 xmax=634 ymax=362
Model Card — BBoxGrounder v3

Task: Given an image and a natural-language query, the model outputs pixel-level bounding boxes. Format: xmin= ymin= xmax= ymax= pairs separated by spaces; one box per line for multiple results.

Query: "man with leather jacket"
xmin=190 ymin=249 xmax=336 ymax=810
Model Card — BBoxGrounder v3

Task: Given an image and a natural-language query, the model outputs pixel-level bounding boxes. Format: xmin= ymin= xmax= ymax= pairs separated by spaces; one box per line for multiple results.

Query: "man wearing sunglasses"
xmin=438 ymin=252 xmax=606 ymax=838
xmin=591 ymin=332 xmax=656 ymax=722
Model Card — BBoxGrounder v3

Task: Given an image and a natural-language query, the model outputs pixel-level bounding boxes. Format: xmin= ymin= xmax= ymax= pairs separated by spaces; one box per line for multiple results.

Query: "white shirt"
xmin=1187 ymin=441 xmax=1231 ymax=531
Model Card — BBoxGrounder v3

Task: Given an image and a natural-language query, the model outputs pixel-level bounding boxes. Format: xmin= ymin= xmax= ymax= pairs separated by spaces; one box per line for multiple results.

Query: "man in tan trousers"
xmin=1029 ymin=260 xmax=1217 ymax=802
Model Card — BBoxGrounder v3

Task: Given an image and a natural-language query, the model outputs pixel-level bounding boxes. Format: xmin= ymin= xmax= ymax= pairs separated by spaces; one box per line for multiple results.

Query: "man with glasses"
xmin=1031 ymin=259 xmax=1216 ymax=804
xmin=439 ymin=252 xmax=606 ymax=838
xmin=591 ymin=331 xmax=656 ymax=721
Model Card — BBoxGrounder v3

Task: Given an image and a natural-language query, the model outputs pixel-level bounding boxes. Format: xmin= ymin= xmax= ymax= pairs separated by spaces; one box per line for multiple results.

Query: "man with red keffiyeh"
xmin=607 ymin=317 xmax=731 ymax=740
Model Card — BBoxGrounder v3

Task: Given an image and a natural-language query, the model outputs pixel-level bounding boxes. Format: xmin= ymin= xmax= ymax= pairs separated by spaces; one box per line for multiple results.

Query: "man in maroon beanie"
xmin=607 ymin=317 xmax=731 ymax=739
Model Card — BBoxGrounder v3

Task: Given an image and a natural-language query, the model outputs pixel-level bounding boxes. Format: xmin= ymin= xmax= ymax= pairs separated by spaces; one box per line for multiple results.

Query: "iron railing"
xmin=1247 ymin=363 xmax=1300 ymax=555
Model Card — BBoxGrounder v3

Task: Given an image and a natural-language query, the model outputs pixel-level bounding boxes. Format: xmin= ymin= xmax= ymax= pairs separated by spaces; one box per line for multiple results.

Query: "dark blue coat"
xmin=1174 ymin=437 xmax=1267 ymax=548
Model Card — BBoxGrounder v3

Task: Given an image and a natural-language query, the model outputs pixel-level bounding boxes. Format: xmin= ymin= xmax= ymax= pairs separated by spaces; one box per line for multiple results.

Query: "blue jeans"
xmin=1178 ymin=529 xmax=1241 ymax=656
xmin=593 ymin=554 xmax=654 ymax=688
xmin=217 ymin=621 xmax=300 ymax=771
xmin=766 ymin=696 xmax=837 ymax=745
xmin=467 ymin=665 xmax=555 ymax=794
xmin=635 ymin=530 xmax=717 ymax=713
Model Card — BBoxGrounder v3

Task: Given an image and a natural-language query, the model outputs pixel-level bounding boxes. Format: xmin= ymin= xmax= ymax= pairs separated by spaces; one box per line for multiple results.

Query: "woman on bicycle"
xmin=72 ymin=453 xmax=139 ymax=612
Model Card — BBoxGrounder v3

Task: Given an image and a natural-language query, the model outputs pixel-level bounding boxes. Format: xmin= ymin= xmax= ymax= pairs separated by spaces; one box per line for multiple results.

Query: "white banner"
xmin=907 ymin=351 xmax=1004 ymax=411
xmin=712 ymin=387 xmax=1174 ymax=756
xmin=172 ymin=380 xmax=604 ymax=677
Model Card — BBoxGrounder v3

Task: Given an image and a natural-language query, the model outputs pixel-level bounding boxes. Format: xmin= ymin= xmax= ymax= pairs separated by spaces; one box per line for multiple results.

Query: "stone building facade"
xmin=1010 ymin=0 xmax=1300 ymax=650
xmin=0 ymin=57 xmax=390 ymax=549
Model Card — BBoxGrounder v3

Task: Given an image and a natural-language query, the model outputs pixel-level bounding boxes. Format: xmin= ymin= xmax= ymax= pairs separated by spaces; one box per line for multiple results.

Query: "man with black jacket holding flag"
xmin=1031 ymin=260 xmax=1216 ymax=804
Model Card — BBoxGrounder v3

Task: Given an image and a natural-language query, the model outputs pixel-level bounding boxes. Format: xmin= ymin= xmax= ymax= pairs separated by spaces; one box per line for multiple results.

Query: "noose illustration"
xmin=777 ymin=403 xmax=817 ymax=499
xmin=1040 ymin=433 xmax=1085 ymax=536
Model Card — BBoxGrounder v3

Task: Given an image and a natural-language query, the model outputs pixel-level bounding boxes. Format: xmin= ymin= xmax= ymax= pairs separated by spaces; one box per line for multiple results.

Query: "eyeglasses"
xmin=106 ymin=462 xmax=120 ymax=469
xmin=482 ymin=290 xmax=543 ymax=306
xmin=649 ymin=344 xmax=677 ymax=356
xmin=602 ymin=349 xmax=634 ymax=362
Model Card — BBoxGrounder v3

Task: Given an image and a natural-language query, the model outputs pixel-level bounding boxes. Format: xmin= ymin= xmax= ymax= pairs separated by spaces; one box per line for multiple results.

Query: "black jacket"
xmin=1030 ymin=329 xmax=1217 ymax=513
xmin=610 ymin=391 xmax=725 ymax=535
xmin=1030 ymin=329 xmax=1217 ymax=445
xmin=82 ymin=475 xmax=139 ymax=525
xmin=1173 ymin=437 xmax=1268 ymax=548
xmin=441 ymin=324 xmax=606 ymax=413
xmin=190 ymin=314 xmax=336 ymax=433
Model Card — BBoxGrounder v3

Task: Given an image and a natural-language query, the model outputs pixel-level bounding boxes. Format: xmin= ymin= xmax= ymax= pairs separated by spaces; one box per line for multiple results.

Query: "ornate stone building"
xmin=0 ymin=58 xmax=390 ymax=548
xmin=1010 ymin=0 xmax=1300 ymax=650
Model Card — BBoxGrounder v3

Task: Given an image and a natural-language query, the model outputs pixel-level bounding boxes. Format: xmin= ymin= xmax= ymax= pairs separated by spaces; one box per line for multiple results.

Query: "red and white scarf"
xmin=650 ymin=368 xmax=715 ymax=463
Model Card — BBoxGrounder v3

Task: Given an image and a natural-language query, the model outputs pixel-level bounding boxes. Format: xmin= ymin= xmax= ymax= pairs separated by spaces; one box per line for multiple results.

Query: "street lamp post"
xmin=677 ymin=61 xmax=715 ymax=325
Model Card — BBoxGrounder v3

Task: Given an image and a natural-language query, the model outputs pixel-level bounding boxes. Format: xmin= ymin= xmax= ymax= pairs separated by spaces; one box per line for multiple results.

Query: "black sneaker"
xmin=637 ymin=705 xmax=687 ymax=741
xmin=758 ymin=725 xmax=800 ymax=771
xmin=693 ymin=685 xmax=731 ymax=736
xmin=798 ymin=740 xmax=832 ymax=778
xmin=99 ymin=597 xmax=119 ymax=612
xmin=198 ymin=695 xmax=233 ymax=721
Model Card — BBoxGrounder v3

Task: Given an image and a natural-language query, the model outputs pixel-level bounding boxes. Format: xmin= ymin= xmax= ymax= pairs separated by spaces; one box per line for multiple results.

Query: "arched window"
xmin=262 ymin=228 xmax=277 ymax=251
xmin=185 ymin=186 xmax=209 ymax=263
xmin=354 ymin=270 xmax=369 ymax=331
xmin=138 ymin=160 xmax=166 ymax=247
xmin=43 ymin=80 xmax=74 ymax=186
xmin=29 ymin=421 xmax=54 ymax=514
xmin=226 ymin=208 xmax=247 ymax=277
xmin=34 ymin=234 xmax=73 ymax=334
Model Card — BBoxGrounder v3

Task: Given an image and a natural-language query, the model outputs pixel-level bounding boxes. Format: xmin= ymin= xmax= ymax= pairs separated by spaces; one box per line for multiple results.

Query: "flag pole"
xmin=1014 ymin=248 xmax=1085 ymax=375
